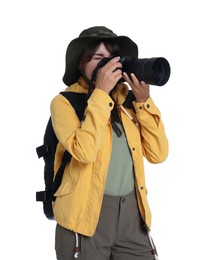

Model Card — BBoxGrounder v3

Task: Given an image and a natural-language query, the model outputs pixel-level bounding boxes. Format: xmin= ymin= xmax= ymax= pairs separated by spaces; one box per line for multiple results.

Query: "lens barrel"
xmin=121 ymin=57 xmax=171 ymax=86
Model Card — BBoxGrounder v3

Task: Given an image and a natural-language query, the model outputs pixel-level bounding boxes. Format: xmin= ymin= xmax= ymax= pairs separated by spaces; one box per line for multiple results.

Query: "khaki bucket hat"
xmin=63 ymin=26 xmax=138 ymax=86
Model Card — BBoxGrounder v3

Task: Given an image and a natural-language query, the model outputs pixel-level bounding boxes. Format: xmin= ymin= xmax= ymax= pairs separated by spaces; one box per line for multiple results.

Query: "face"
xmin=81 ymin=42 xmax=112 ymax=81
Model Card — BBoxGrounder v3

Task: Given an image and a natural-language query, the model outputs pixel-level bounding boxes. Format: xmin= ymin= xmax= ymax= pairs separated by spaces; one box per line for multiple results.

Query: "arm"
xmin=133 ymin=97 xmax=169 ymax=163
xmin=50 ymin=89 xmax=114 ymax=163
xmin=123 ymin=72 xmax=168 ymax=163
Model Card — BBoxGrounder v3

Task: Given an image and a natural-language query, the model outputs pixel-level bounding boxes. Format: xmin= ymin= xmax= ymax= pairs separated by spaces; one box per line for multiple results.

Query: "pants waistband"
xmin=103 ymin=190 xmax=137 ymax=208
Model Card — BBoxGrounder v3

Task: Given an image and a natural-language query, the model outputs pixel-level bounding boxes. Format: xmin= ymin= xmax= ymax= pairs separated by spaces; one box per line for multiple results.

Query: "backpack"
xmin=36 ymin=92 xmax=87 ymax=220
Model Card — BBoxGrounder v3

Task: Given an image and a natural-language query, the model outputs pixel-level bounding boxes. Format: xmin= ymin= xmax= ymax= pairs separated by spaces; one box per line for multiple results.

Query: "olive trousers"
xmin=55 ymin=190 xmax=157 ymax=260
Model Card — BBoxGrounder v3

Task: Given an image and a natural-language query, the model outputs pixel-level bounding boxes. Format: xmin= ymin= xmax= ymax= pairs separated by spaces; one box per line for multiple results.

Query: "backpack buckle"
xmin=36 ymin=144 xmax=48 ymax=158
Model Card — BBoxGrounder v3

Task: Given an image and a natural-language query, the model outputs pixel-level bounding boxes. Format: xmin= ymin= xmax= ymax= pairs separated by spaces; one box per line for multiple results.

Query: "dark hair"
xmin=79 ymin=40 xmax=122 ymax=68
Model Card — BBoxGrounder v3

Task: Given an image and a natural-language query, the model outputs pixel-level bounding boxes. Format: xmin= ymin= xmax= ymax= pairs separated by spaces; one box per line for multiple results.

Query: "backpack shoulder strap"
xmin=60 ymin=92 xmax=87 ymax=121
xmin=52 ymin=92 xmax=87 ymax=197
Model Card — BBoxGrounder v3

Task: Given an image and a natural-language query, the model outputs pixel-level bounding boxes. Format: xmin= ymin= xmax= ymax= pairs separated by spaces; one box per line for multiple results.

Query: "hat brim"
xmin=63 ymin=35 xmax=138 ymax=86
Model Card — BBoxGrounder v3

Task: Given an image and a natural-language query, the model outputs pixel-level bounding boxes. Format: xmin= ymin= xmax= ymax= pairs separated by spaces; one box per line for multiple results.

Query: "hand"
xmin=123 ymin=72 xmax=150 ymax=102
xmin=95 ymin=57 xmax=123 ymax=94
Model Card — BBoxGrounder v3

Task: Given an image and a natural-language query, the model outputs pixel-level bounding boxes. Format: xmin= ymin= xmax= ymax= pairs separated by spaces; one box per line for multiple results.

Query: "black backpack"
xmin=36 ymin=92 xmax=87 ymax=220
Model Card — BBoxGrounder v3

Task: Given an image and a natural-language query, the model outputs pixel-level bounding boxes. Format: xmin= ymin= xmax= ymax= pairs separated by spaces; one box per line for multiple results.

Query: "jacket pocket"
xmin=54 ymin=163 xmax=80 ymax=197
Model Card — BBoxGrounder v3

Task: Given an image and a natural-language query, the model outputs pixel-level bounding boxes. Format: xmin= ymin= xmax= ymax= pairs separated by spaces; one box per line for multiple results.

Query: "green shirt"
xmin=104 ymin=122 xmax=135 ymax=196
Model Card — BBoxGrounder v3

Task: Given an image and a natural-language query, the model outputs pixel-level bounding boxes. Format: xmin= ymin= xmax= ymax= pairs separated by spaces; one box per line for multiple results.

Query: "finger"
xmin=140 ymin=81 xmax=149 ymax=88
xmin=105 ymin=56 xmax=121 ymax=68
xmin=112 ymin=62 xmax=122 ymax=72
xmin=101 ymin=59 xmax=122 ymax=74
xmin=110 ymin=56 xmax=121 ymax=62
xmin=130 ymin=73 xmax=140 ymax=85
xmin=123 ymin=72 xmax=131 ymax=83
xmin=113 ymin=68 xmax=122 ymax=79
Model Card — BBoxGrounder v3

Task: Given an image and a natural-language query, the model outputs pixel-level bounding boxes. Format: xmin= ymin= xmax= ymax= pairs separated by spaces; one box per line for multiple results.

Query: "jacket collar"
xmin=65 ymin=77 xmax=129 ymax=105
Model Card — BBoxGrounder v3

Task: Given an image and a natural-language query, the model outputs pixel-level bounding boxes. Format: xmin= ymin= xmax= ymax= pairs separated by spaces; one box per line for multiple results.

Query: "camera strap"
xmin=91 ymin=58 xmax=108 ymax=83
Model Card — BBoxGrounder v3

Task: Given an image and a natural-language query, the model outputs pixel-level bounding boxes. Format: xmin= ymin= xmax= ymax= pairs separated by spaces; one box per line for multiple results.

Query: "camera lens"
xmin=122 ymin=57 xmax=171 ymax=86
xmin=148 ymin=58 xmax=170 ymax=86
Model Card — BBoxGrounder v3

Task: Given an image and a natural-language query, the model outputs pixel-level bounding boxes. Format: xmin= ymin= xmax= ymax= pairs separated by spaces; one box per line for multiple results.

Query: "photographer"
xmin=50 ymin=26 xmax=169 ymax=260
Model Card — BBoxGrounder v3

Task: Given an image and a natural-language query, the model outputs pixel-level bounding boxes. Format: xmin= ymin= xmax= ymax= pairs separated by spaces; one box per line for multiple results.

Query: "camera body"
xmin=93 ymin=56 xmax=171 ymax=86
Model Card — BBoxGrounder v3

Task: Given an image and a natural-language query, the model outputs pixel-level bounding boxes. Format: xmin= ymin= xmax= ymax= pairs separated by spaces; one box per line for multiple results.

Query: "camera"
xmin=92 ymin=56 xmax=171 ymax=86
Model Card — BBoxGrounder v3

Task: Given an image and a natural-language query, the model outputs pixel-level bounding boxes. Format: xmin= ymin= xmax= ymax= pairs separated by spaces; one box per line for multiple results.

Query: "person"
xmin=50 ymin=26 xmax=169 ymax=260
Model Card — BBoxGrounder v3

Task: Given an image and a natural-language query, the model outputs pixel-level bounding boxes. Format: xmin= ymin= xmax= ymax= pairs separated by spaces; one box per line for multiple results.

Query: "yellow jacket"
xmin=50 ymin=77 xmax=168 ymax=236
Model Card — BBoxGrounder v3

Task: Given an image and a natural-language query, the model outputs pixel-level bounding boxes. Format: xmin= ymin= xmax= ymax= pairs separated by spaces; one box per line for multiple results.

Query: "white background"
xmin=1 ymin=0 xmax=208 ymax=259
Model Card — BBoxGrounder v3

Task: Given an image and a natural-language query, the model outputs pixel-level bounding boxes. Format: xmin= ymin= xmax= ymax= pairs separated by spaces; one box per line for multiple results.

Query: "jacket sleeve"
xmin=133 ymin=97 xmax=169 ymax=163
xmin=50 ymin=89 xmax=114 ymax=163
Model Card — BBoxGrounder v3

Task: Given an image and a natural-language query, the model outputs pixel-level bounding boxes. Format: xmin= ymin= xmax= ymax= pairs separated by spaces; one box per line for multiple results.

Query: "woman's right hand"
xmin=95 ymin=56 xmax=123 ymax=94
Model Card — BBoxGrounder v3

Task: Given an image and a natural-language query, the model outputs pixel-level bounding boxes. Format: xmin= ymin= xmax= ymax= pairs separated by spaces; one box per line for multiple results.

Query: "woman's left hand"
xmin=123 ymin=72 xmax=150 ymax=102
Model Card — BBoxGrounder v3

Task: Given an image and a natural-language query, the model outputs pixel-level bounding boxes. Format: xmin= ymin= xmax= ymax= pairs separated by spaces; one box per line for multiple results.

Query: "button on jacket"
xmin=50 ymin=77 xmax=169 ymax=236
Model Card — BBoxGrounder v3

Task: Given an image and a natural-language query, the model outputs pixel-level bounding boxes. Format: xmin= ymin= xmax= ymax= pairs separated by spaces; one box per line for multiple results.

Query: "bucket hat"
xmin=63 ymin=26 xmax=138 ymax=86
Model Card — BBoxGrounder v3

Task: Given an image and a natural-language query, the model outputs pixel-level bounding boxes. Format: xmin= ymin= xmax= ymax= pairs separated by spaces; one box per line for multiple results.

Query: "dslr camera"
xmin=92 ymin=56 xmax=171 ymax=86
